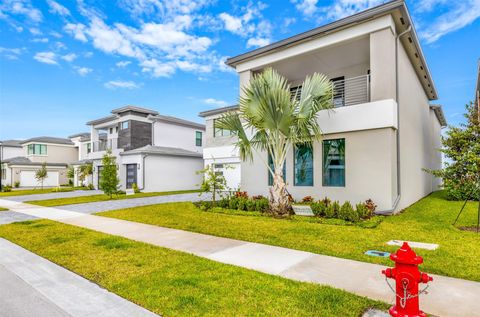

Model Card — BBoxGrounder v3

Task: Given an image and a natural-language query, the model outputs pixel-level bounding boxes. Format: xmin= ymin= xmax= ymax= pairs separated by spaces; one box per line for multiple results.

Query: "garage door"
xmin=20 ymin=171 xmax=59 ymax=187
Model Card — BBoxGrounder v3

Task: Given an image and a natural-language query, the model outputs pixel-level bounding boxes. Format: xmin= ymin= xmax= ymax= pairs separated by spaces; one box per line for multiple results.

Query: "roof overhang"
xmin=198 ymin=105 xmax=239 ymax=118
xmin=430 ymin=104 xmax=447 ymax=128
xmin=225 ymin=0 xmax=438 ymax=100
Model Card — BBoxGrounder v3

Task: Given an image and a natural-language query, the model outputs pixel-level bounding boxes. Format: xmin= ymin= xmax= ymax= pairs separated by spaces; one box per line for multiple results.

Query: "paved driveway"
xmin=0 ymin=211 xmax=38 ymax=225
xmin=61 ymin=192 xmax=210 ymax=214
xmin=4 ymin=190 xmax=103 ymax=202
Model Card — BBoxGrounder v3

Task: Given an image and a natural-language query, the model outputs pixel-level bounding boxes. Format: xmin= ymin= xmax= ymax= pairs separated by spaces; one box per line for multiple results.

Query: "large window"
xmin=213 ymin=119 xmax=232 ymax=137
xmin=120 ymin=121 xmax=129 ymax=130
xmin=294 ymin=144 xmax=313 ymax=186
xmin=323 ymin=139 xmax=345 ymax=187
xmin=196 ymin=131 xmax=202 ymax=146
xmin=86 ymin=142 xmax=91 ymax=154
xmin=27 ymin=144 xmax=47 ymax=155
xmin=268 ymin=153 xmax=286 ymax=186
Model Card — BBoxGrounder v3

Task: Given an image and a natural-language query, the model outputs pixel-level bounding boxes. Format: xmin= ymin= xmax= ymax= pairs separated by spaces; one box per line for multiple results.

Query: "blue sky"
xmin=0 ymin=0 xmax=479 ymax=140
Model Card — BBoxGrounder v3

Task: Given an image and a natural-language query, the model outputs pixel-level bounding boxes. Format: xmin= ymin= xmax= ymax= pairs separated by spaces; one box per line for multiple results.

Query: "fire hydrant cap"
xmin=390 ymin=242 xmax=423 ymax=265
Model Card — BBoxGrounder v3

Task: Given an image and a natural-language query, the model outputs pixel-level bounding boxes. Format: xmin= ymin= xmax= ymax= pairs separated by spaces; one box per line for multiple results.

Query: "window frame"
xmin=120 ymin=121 xmax=129 ymax=130
xmin=195 ymin=131 xmax=202 ymax=146
xmin=213 ymin=119 xmax=232 ymax=137
xmin=293 ymin=143 xmax=314 ymax=186
xmin=27 ymin=143 xmax=47 ymax=156
xmin=322 ymin=138 xmax=346 ymax=187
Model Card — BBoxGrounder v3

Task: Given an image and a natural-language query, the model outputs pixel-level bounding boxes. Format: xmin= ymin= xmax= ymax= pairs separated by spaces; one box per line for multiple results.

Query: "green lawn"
xmin=98 ymin=191 xmax=480 ymax=281
xmin=0 ymin=187 xmax=79 ymax=197
xmin=27 ymin=190 xmax=201 ymax=207
xmin=0 ymin=220 xmax=386 ymax=316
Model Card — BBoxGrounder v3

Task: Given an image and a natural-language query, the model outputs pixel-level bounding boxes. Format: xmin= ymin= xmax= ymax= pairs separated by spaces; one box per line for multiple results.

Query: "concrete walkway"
xmin=0 ymin=238 xmax=159 ymax=317
xmin=1 ymin=199 xmax=479 ymax=317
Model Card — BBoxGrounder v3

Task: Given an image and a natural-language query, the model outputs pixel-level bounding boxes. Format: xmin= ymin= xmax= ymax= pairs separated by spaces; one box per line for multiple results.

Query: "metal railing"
xmin=332 ymin=74 xmax=370 ymax=107
xmin=92 ymin=138 xmax=118 ymax=152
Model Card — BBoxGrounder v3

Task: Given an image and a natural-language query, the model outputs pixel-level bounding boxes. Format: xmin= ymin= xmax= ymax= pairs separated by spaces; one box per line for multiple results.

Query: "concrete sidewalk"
xmin=2 ymin=199 xmax=480 ymax=317
xmin=0 ymin=238 xmax=159 ymax=317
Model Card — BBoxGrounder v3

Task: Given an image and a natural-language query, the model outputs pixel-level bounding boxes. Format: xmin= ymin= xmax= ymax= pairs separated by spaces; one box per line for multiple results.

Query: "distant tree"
xmin=67 ymin=167 xmax=74 ymax=186
xmin=99 ymin=150 xmax=120 ymax=198
xmin=427 ymin=101 xmax=480 ymax=200
xmin=197 ymin=164 xmax=229 ymax=204
xmin=78 ymin=163 xmax=93 ymax=187
xmin=35 ymin=162 xmax=48 ymax=190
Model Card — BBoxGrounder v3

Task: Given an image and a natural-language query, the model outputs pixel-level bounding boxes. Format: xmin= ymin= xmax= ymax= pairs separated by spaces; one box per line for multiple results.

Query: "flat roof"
xmin=111 ymin=105 xmax=159 ymax=116
xmin=198 ymin=105 xmax=239 ymax=118
xmin=151 ymin=114 xmax=205 ymax=129
xmin=225 ymin=0 xmax=437 ymax=100
xmin=120 ymin=145 xmax=202 ymax=158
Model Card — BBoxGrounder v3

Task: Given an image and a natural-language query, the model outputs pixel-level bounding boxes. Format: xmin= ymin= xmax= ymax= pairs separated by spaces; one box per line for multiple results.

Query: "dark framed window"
xmin=268 ymin=153 xmax=286 ymax=186
xmin=126 ymin=164 xmax=137 ymax=189
xmin=86 ymin=142 xmax=91 ymax=154
xmin=213 ymin=119 xmax=232 ymax=137
xmin=115 ymin=126 xmax=118 ymax=133
xmin=323 ymin=139 xmax=345 ymax=187
xmin=121 ymin=121 xmax=129 ymax=130
xmin=332 ymin=76 xmax=345 ymax=107
xmin=196 ymin=131 xmax=202 ymax=146
xmin=294 ymin=144 xmax=313 ymax=186
xmin=109 ymin=127 xmax=113 ymax=134
xmin=28 ymin=144 xmax=47 ymax=155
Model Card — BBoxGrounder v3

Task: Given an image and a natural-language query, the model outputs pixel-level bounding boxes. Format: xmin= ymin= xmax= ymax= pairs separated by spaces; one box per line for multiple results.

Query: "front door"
xmin=126 ymin=164 xmax=137 ymax=189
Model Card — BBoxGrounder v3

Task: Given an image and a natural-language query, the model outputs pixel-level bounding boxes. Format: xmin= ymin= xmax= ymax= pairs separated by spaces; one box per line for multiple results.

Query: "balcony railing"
xmin=332 ymin=74 xmax=370 ymax=107
xmin=290 ymin=74 xmax=370 ymax=108
xmin=93 ymin=138 xmax=118 ymax=152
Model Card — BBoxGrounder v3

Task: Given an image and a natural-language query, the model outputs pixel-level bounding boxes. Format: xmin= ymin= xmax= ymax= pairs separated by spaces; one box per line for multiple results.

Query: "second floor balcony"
xmin=92 ymin=138 xmax=118 ymax=152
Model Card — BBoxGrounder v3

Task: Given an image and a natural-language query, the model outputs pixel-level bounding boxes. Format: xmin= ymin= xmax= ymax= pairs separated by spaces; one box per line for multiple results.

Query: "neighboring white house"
xmin=73 ymin=105 xmax=205 ymax=192
xmin=199 ymin=0 xmax=447 ymax=213
xmin=1 ymin=137 xmax=78 ymax=187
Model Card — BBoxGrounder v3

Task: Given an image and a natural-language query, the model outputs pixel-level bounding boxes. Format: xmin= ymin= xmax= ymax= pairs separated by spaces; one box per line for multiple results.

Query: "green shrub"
xmin=228 ymin=197 xmax=239 ymax=210
xmin=217 ymin=197 xmax=230 ymax=208
xmin=132 ymin=183 xmax=140 ymax=194
xmin=311 ymin=201 xmax=326 ymax=217
xmin=2 ymin=185 xmax=12 ymax=192
xmin=87 ymin=183 xmax=94 ymax=190
xmin=14 ymin=181 xmax=20 ymax=188
xmin=246 ymin=199 xmax=256 ymax=211
xmin=255 ymin=198 xmax=269 ymax=212
xmin=237 ymin=198 xmax=248 ymax=211
xmin=356 ymin=203 xmax=371 ymax=219
xmin=193 ymin=201 xmax=214 ymax=211
xmin=324 ymin=201 xmax=340 ymax=218
xmin=339 ymin=201 xmax=359 ymax=222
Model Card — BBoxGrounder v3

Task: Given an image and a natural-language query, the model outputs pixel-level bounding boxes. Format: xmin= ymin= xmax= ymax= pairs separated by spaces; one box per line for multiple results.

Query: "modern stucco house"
xmin=199 ymin=0 xmax=446 ymax=213
xmin=72 ymin=105 xmax=205 ymax=192
xmin=1 ymin=137 xmax=77 ymax=187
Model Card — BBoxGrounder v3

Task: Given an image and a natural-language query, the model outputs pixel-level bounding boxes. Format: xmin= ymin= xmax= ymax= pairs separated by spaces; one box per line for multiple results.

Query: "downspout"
xmin=141 ymin=154 xmax=148 ymax=190
xmin=377 ymin=25 xmax=411 ymax=215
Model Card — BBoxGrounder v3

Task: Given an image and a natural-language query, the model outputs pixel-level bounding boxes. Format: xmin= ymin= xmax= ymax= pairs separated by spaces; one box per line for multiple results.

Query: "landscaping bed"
xmin=0 ymin=220 xmax=386 ymax=316
xmin=26 ymin=189 xmax=201 ymax=207
xmin=98 ymin=191 xmax=480 ymax=281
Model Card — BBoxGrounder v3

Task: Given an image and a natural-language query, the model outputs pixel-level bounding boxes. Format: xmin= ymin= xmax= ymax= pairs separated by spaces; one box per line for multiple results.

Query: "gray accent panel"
xmin=118 ymin=120 xmax=152 ymax=151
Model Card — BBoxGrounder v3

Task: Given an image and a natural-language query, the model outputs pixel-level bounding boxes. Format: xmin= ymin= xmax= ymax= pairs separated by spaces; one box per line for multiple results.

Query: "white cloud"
xmin=219 ymin=13 xmax=243 ymax=33
xmin=140 ymin=59 xmax=176 ymax=77
xmin=29 ymin=27 xmax=41 ymax=35
xmin=47 ymin=0 xmax=70 ymax=16
xmin=75 ymin=66 xmax=92 ymax=76
xmin=64 ymin=23 xmax=88 ymax=42
xmin=292 ymin=0 xmax=384 ymax=21
xmin=61 ymin=53 xmax=77 ymax=62
xmin=247 ymin=37 xmax=270 ymax=48
xmin=34 ymin=51 xmax=57 ymax=65
xmin=1 ymin=0 xmax=43 ymax=23
xmin=32 ymin=37 xmax=49 ymax=43
xmin=292 ymin=0 xmax=318 ymax=16
xmin=0 ymin=47 xmax=23 ymax=60
xmin=104 ymin=80 xmax=140 ymax=89
xmin=116 ymin=60 xmax=131 ymax=67
xmin=118 ymin=0 xmax=212 ymax=19
xmin=203 ymin=98 xmax=228 ymax=107
xmin=418 ymin=0 xmax=480 ymax=43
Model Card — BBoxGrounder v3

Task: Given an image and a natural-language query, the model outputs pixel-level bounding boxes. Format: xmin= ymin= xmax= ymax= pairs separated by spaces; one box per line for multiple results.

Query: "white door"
xmin=20 ymin=170 xmax=59 ymax=187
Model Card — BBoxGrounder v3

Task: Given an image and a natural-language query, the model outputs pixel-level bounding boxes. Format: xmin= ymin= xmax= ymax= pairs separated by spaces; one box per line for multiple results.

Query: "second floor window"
xmin=86 ymin=142 xmax=91 ymax=154
xmin=27 ymin=144 xmax=47 ymax=155
xmin=195 ymin=131 xmax=202 ymax=146
xmin=213 ymin=119 xmax=232 ymax=137
xmin=121 ymin=121 xmax=129 ymax=130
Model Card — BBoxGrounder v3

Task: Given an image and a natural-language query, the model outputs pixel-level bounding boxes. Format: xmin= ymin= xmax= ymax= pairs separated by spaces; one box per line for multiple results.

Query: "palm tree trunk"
xmin=269 ymin=172 xmax=291 ymax=216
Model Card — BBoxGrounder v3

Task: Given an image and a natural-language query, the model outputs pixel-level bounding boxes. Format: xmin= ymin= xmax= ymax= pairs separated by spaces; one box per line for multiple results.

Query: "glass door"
xmin=126 ymin=164 xmax=137 ymax=189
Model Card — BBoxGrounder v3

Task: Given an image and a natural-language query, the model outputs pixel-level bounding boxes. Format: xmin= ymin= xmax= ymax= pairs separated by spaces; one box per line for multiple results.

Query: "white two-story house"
xmin=73 ymin=105 xmax=205 ymax=192
xmin=199 ymin=0 xmax=446 ymax=213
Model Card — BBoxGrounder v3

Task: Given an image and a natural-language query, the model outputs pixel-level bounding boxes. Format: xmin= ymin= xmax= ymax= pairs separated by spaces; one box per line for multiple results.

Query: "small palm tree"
xmin=216 ymin=68 xmax=333 ymax=216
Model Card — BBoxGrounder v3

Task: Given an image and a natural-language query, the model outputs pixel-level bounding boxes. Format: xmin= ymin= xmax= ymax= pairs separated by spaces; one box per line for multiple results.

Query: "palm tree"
xmin=216 ymin=68 xmax=333 ymax=216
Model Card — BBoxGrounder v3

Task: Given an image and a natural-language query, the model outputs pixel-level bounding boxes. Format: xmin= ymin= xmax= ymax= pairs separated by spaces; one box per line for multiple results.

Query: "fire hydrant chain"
xmin=382 ymin=242 xmax=433 ymax=317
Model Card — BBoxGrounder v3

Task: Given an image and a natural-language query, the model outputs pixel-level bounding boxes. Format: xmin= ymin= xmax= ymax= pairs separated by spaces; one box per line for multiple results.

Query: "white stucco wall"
xmin=2 ymin=146 xmax=23 ymax=160
xmin=153 ymin=121 xmax=204 ymax=153
xmin=24 ymin=143 xmax=78 ymax=164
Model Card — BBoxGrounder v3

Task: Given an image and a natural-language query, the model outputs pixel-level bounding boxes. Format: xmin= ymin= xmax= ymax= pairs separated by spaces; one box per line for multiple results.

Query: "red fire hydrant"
xmin=382 ymin=242 xmax=433 ymax=317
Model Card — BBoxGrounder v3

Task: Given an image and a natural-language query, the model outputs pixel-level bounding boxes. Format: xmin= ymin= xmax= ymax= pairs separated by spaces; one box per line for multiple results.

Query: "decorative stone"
xmin=292 ymin=205 xmax=314 ymax=216
xmin=387 ymin=240 xmax=439 ymax=250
